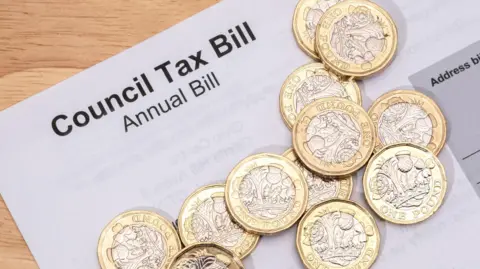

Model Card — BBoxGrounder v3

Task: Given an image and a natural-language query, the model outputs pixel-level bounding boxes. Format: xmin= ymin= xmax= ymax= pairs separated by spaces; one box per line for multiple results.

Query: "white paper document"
xmin=1 ymin=0 xmax=480 ymax=268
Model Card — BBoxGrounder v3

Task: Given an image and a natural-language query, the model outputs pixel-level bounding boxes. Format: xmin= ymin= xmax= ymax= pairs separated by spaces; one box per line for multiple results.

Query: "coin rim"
xmin=367 ymin=89 xmax=447 ymax=155
xmin=292 ymin=97 xmax=376 ymax=176
xmin=292 ymin=0 xmax=321 ymax=59
xmin=166 ymin=242 xmax=245 ymax=269
xmin=315 ymin=0 xmax=398 ymax=78
xmin=282 ymin=148 xmax=354 ymax=205
xmin=225 ymin=153 xmax=308 ymax=235
xmin=177 ymin=183 xmax=260 ymax=259
xmin=97 ymin=210 xmax=182 ymax=269
xmin=279 ymin=62 xmax=363 ymax=130
xmin=362 ymin=142 xmax=448 ymax=225
xmin=296 ymin=198 xmax=381 ymax=269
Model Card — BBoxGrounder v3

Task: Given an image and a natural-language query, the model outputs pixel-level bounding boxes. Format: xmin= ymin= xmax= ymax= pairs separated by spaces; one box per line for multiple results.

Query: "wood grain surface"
xmin=0 ymin=0 xmax=218 ymax=268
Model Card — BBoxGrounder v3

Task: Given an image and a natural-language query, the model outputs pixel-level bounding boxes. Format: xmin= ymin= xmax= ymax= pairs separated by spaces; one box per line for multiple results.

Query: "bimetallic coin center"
xmin=378 ymin=102 xmax=433 ymax=147
xmin=111 ymin=224 xmax=167 ymax=269
xmin=330 ymin=5 xmax=387 ymax=66
xmin=189 ymin=195 xmax=244 ymax=248
xmin=306 ymin=110 xmax=361 ymax=163
xmin=294 ymin=71 xmax=350 ymax=114
xmin=309 ymin=212 xmax=367 ymax=266
xmin=369 ymin=150 xmax=435 ymax=209
xmin=238 ymin=165 xmax=295 ymax=220
xmin=363 ymin=144 xmax=447 ymax=224
xmin=297 ymin=200 xmax=379 ymax=269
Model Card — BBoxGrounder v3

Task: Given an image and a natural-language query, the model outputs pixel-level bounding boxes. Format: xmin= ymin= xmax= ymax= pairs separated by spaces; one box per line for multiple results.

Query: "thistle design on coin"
xmin=225 ymin=153 xmax=308 ymax=234
xmin=293 ymin=97 xmax=376 ymax=176
xmin=178 ymin=184 xmax=259 ymax=259
xmin=297 ymin=199 xmax=380 ymax=269
xmin=168 ymin=243 xmax=244 ymax=269
xmin=293 ymin=0 xmax=345 ymax=58
xmin=316 ymin=0 xmax=398 ymax=77
xmin=363 ymin=143 xmax=447 ymax=224
xmin=97 ymin=210 xmax=181 ymax=269
xmin=283 ymin=148 xmax=353 ymax=209
xmin=280 ymin=62 xmax=362 ymax=129
xmin=368 ymin=90 xmax=447 ymax=155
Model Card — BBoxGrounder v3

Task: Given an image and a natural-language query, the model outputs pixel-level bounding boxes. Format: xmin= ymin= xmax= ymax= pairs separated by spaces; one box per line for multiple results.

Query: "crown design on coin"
xmin=237 ymin=165 xmax=295 ymax=219
xmin=319 ymin=246 xmax=364 ymax=263
xmin=242 ymin=199 xmax=292 ymax=213
xmin=309 ymin=181 xmax=337 ymax=198
xmin=303 ymin=168 xmax=339 ymax=203
xmin=370 ymin=150 xmax=434 ymax=209
xmin=186 ymin=192 xmax=243 ymax=248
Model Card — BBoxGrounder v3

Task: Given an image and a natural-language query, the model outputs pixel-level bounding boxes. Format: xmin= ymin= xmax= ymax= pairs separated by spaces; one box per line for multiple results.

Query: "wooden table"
xmin=0 ymin=1 xmax=218 ymax=267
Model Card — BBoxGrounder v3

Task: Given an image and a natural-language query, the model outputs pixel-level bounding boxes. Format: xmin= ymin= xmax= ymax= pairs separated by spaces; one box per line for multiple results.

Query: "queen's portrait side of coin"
xmin=296 ymin=199 xmax=380 ymax=269
xmin=368 ymin=89 xmax=447 ymax=155
xmin=177 ymin=184 xmax=260 ymax=259
xmin=363 ymin=143 xmax=447 ymax=224
xmin=315 ymin=0 xmax=398 ymax=78
xmin=225 ymin=153 xmax=308 ymax=235
xmin=97 ymin=210 xmax=182 ymax=269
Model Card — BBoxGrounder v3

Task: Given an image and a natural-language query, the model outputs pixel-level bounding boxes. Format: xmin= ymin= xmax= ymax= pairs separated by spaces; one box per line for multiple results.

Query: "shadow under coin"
xmin=241 ymin=255 xmax=257 ymax=269
xmin=365 ymin=0 xmax=408 ymax=82
xmin=249 ymin=144 xmax=290 ymax=156
xmin=361 ymin=89 xmax=374 ymax=112
xmin=436 ymin=146 xmax=457 ymax=204
xmin=375 ymin=0 xmax=408 ymax=54
xmin=351 ymin=170 xmax=388 ymax=258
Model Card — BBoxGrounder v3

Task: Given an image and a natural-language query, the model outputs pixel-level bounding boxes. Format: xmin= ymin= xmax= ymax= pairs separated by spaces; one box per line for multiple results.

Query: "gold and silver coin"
xmin=293 ymin=0 xmax=346 ymax=59
xmin=177 ymin=184 xmax=260 ymax=259
xmin=363 ymin=143 xmax=447 ymax=224
xmin=368 ymin=89 xmax=447 ymax=155
xmin=97 ymin=210 xmax=182 ymax=269
xmin=167 ymin=243 xmax=244 ymax=269
xmin=297 ymin=199 xmax=380 ymax=269
xmin=280 ymin=62 xmax=362 ymax=129
xmin=225 ymin=153 xmax=308 ymax=235
xmin=292 ymin=97 xmax=376 ymax=176
xmin=283 ymin=148 xmax=353 ymax=209
xmin=315 ymin=0 xmax=398 ymax=78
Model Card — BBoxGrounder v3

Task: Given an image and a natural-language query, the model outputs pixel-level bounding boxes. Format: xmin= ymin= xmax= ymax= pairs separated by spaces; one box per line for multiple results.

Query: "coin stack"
xmin=97 ymin=1 xmax=448 ymax=268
